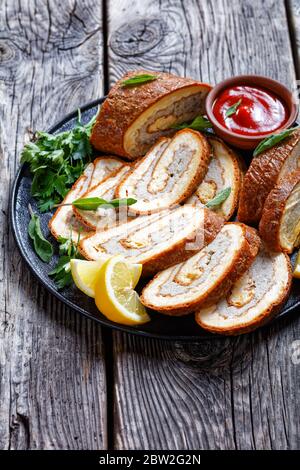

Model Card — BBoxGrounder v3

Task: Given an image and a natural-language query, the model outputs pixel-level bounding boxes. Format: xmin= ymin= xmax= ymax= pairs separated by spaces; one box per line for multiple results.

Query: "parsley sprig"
xmin=21 ymin=110 xmax=97 ymax=212
xmin=48 ymin=230 xmax=82 ymax=289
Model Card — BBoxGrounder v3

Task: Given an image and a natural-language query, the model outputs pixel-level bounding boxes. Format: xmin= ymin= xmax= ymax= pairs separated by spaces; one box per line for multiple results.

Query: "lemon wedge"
xmin=293 ymin=250 xmax=300 ymax=278
xmin=71 ymin=257 xmax=142 ymax=298
xmin=95 ymin=256 xmax=150 ymax=325
xmin=71 ymin=259 xmax=107 ymax=297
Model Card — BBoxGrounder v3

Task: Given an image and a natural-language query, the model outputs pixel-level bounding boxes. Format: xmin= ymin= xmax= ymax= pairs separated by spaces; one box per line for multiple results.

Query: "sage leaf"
xmin=253 ymin=126 xmax=299 ymax=157
xmin=172 ymin=115 xmax=212 ymax=131
xmin=28 ymin=210 xmax=53 ymax=263
xmin=205 ymin=187 xmax=231 ymax=209
xmin=72 ymin=197 xmax=137 ymax=211
xmin=225 ymin=99 xmax=242 ymax=118
xmin=121 ymin=74 xmax=158 ymax=87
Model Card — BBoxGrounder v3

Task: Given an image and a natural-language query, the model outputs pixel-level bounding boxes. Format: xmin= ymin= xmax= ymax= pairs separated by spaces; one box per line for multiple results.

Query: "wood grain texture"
xmin=287 ymin=0 xmax=300 ymax=77
xmin=0 ymin=0 xmax=107 ymax=449
xmin=107 ymin=0 xmax=300 ymax=450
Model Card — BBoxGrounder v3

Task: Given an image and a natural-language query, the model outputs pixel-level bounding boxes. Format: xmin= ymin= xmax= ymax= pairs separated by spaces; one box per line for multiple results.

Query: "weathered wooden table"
xmin=1 ymin=0 xmax=300 ymax=450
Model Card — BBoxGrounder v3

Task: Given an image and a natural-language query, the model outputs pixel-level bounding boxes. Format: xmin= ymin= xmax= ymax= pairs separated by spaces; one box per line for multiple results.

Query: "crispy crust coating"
xmin=237 ymin=130 xmax=300 ymax=225
xmin=195 ymin=252 xmax=292 ymax=335
xmin=78 ymin=207 xmax=224 ymax=277
xmin=141 ymin=223 xmax=260 ymax=315
xmin=115 ymin=130 xmax=211 ymax=215
xmin=90 ymin=69 xmax=212 ymax=159
xmin=259 ymin=169 xmax=300 ymax=253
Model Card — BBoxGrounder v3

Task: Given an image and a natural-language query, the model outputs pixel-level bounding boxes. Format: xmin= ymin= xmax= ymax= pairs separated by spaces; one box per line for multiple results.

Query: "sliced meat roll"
xmin=74 ymin=165 xmax=131 ymax=230
xmin=79 ymin=205 xmax=224 ymax=277
xmin=259 ymin=169 xmax=300 ymax=253
xmin=90 ymin=69 xmax=212 ymax=159
xmin=115 ymin=130 xmax=210 ymax=215
xmin=187 ymin=137 xmax=243 ymax=220
xmin=141 ymin=223 xmax=260 ymax=316
xmin=195 ymin=246 xmax=292 ymax=335
xmin=238 ymin=129 xmax=300 ymax=225
xmin=89 ymin=156 xmax=124 ymax=189
xmin=48 ymin=157 xmax=123 ymax=242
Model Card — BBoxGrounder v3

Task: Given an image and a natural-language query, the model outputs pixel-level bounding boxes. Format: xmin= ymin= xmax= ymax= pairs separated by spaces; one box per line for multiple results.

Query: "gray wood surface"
xmin=107 ymin=0 xmax=300 ymax=450
xmin=0 ymin=0 xmax=107 ymax=450
xmin=1 ymin=0 xmax=300 ymax=451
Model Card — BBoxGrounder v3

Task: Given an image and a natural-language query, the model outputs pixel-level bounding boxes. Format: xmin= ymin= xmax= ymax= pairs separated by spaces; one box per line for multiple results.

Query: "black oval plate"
xmin=10 ymin=99 xmax=300 ymax=340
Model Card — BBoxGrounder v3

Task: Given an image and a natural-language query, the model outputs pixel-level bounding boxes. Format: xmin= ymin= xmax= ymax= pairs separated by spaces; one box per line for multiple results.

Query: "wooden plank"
xmin=286 ymin=0 xmax=300 ymax=77
xmin=0 ymin=0 xmax=107 ymax=449
xmin=107 ymin=0 xmax=300 ymax=450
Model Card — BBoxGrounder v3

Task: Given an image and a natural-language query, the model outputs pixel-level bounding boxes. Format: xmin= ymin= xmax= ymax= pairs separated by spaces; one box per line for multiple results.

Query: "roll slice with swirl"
xmin=73 ymin=165 xmax=132 ymax=230
xmin=90 ymin=69 xmax=212 ymax=159
xmin=187 ymin=137 xmax=243 ymax=220
xmin=259 ymin=169 xmax=300 ymax=253
xmin=141 ymin=223 xmax=260 ymax=315
xmin=78 ymin=205 xmax=224 ymax=277
xmin=115 ymin=130 xmax=210 ymax=215
xmin=238 ymin=129 xmax=300 ymax=225
xmin=48 ymin=157 xmax=123 ymax=242
xmin=195 ymin=246 xmax=292 ymax=335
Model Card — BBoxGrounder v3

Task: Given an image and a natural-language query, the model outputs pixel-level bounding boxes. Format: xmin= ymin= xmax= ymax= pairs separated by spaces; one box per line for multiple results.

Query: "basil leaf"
xmin=205 ymin=187 xmax=231 ymax=208
xmin=253 ymin=126 xmax=299 ymax=157
xmin=121 ymin=74 xmax=157 ymax=87
xmin=28 ymin=212 xmax=53 ymax=263
xmin=172 ymin=115 xmax=212 ymax=131
xmin=72 ymin=197 xmax=137 ymax=211
xmin=225 ymin=99 xmax=242 ymax=118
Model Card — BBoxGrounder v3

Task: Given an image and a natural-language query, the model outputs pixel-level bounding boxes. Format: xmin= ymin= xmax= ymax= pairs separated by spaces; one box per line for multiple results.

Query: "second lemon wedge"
xmin=95 ymin=256 xmax=150 ymax=325
xmin=71 ymin=257 xmax=142 ymax=298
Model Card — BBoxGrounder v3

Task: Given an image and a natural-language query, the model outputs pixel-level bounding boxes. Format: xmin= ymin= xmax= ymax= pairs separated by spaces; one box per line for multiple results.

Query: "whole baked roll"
xmin=259 ymin=169 xmax=300 ymax=253
xmin=90 ymin=69 xmax=212 ymax=159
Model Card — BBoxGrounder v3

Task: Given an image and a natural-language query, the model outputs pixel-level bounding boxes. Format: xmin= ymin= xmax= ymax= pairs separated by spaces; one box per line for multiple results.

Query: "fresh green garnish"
xmin=121 ymin=74 xmax=158 ymax=87
xmin=172 ymin=115 xmax=212 ymax=131
xmin=253 ymin=126 xmax=299 ymax=157
xmin=21 ymin=110 xmax=97 ymax=212
xmin=205 ymin=187 xmax=231 ymax=208
xmin=55 ymin=197 xmax=137 ymax=211
xmin=49 ymin=230 xmax=82 ymax=289
xmin=28 ymin=206 xmax=53 ymax=263
xmin=225 ymin=99 xmax=242 ymax=118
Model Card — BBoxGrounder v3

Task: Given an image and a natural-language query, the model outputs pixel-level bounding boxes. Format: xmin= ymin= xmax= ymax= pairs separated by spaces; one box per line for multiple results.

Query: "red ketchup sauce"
xmin=212 ymin=85 xmax=289 ymax=136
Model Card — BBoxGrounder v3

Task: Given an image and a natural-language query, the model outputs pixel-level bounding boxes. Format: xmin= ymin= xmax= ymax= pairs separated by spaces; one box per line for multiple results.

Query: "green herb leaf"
xmin=49 ymin=230 xmax=82 ymax=289
xmin=121 ymin=74 xmax=158 ymax=87
xmin=21 ymin=109 xmax=98 ymax=210
xmin=253 ymin=126 xmax=299 ymax=157
xmin=48 ymin=255 xmax=73 ymax=289
xmin=172 ymin=115 xmax=212 ymax=131
xmin=71 ymin=197 xmax=137 ymax=211
xmin=225 ymin=99 xmax=242 ymax=118
xmin=205 ymin=187 xmax=231 ymax=209
xmin=28 ymin=209 xmax=53 ymax=263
